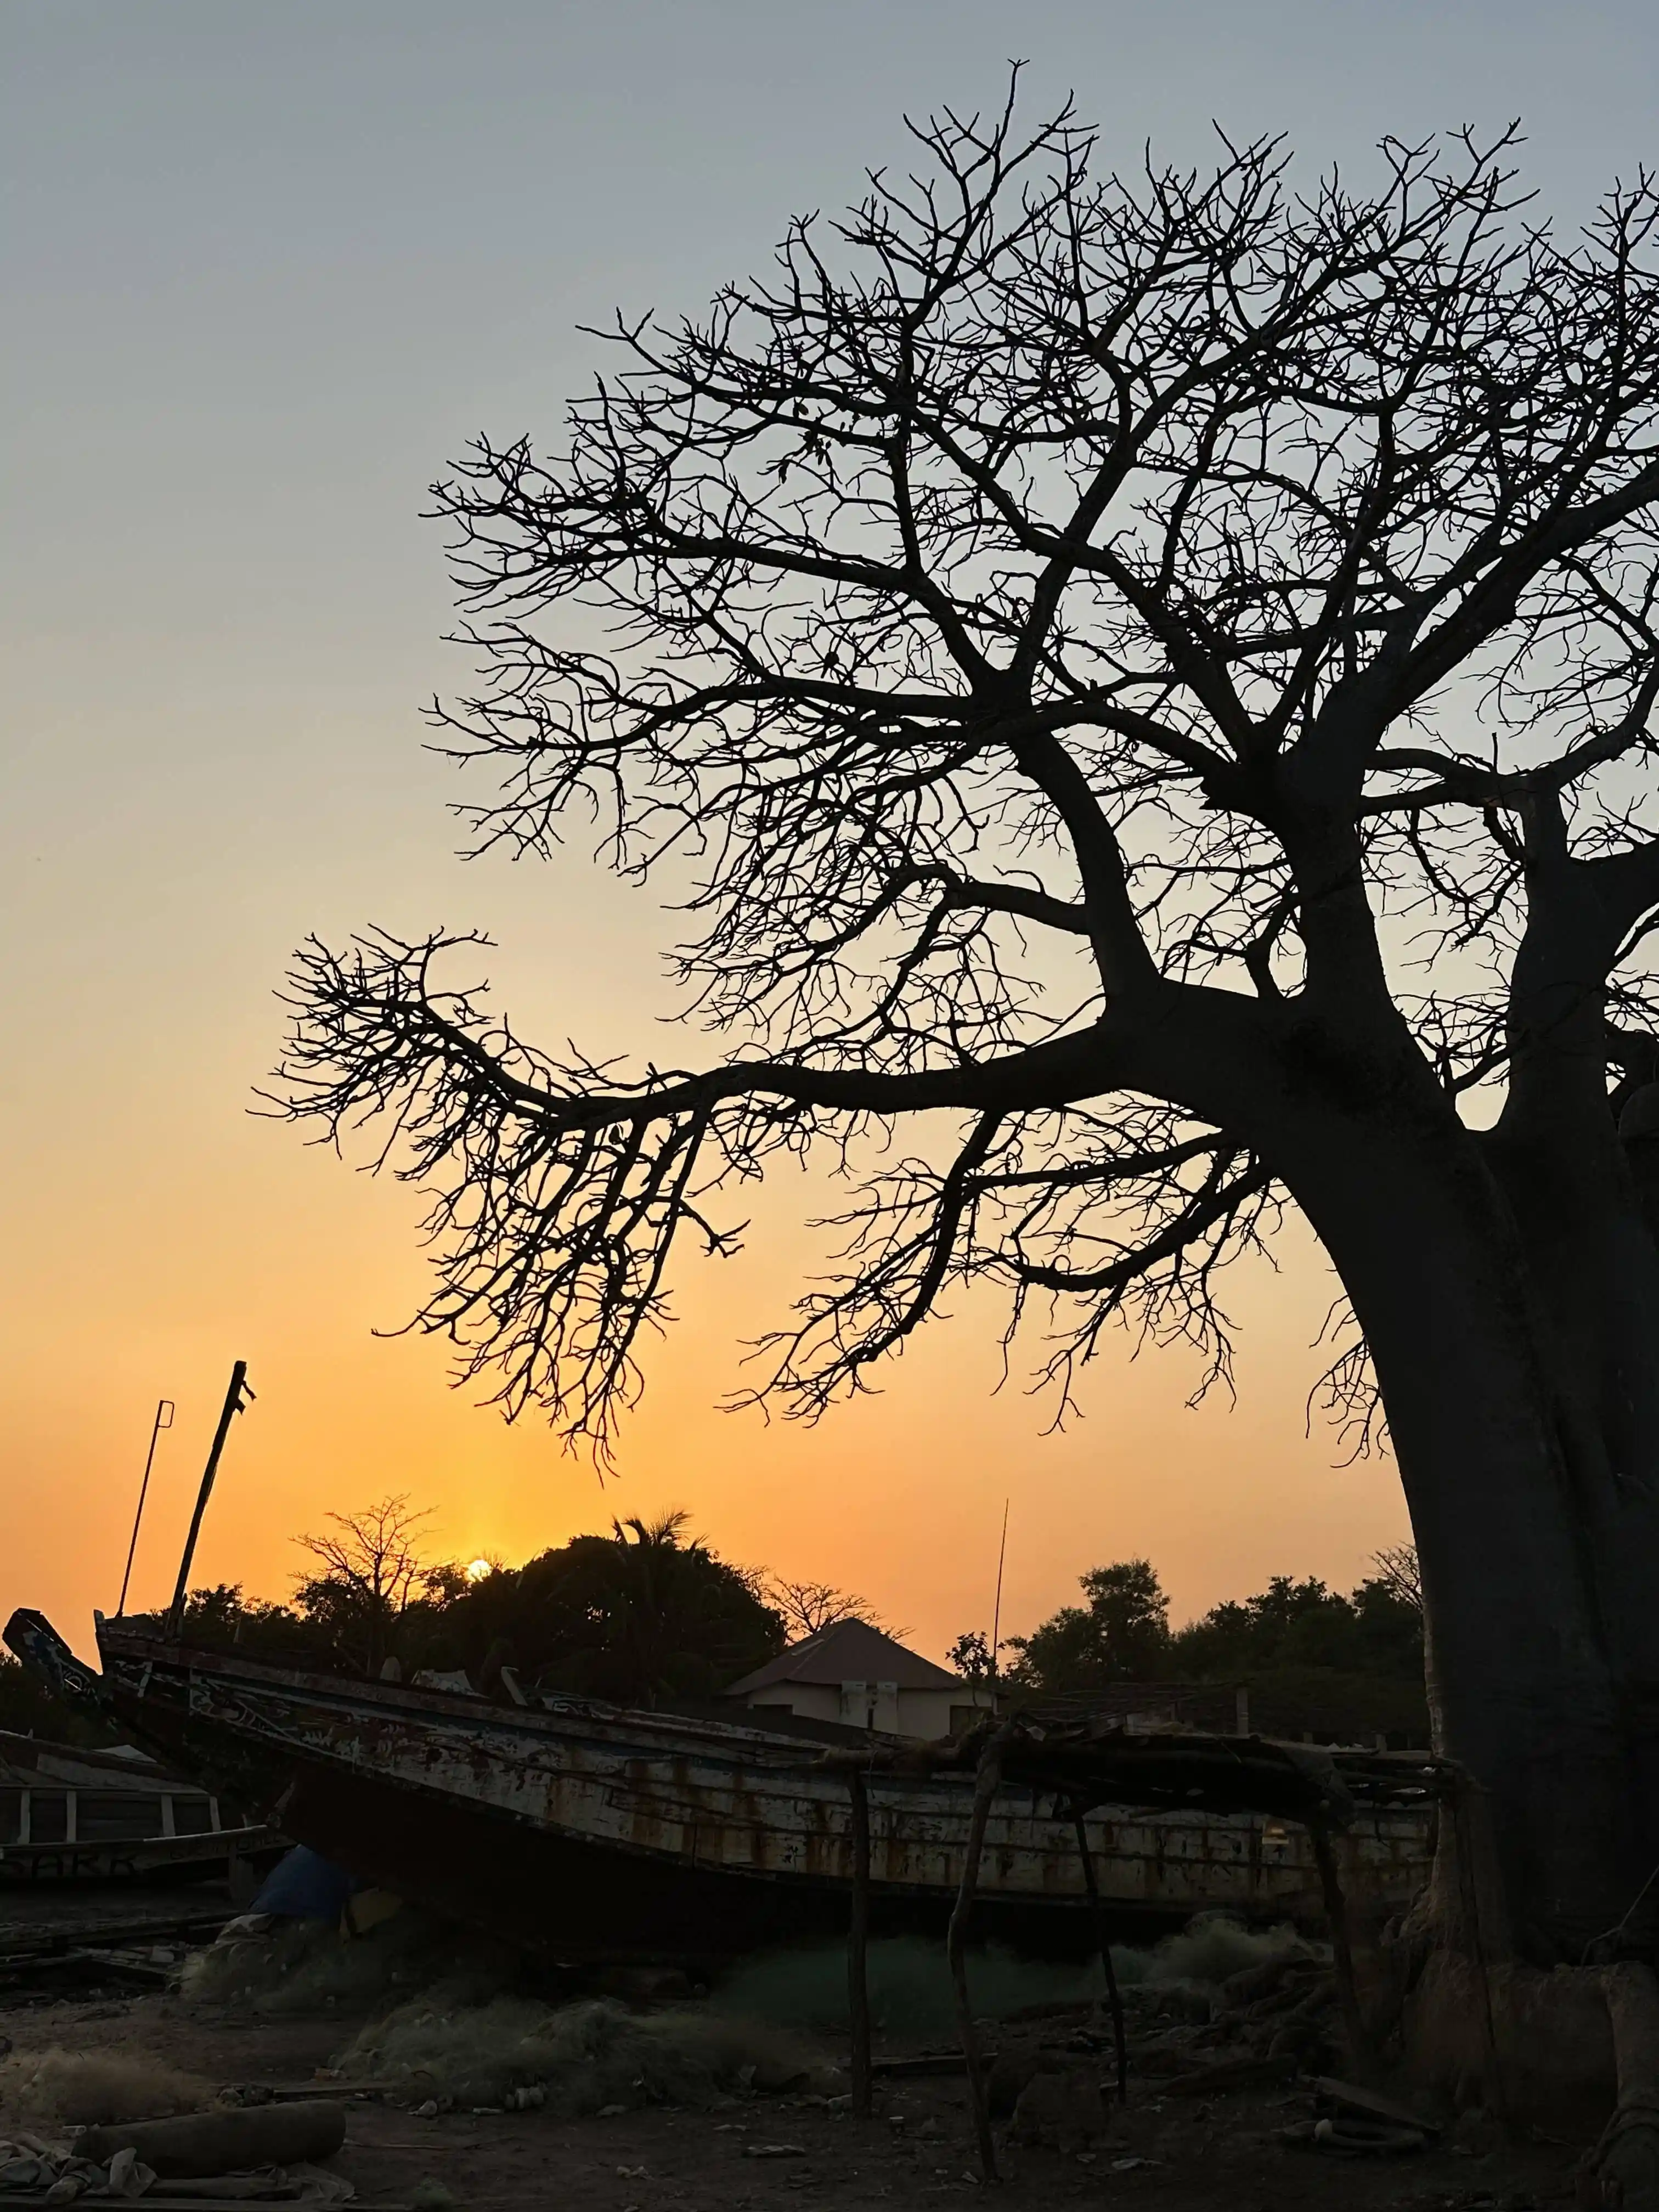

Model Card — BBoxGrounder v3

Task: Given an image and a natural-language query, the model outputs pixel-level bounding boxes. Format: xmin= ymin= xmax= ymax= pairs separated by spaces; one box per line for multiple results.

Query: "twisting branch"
xmin=270 ymin=929 xmax=1142 ymax=1453
xmin=737 ymin=1107 xmax=1277 ymax=1424
xmin=1308 ymin=1300 xmax=1391 ymax=1466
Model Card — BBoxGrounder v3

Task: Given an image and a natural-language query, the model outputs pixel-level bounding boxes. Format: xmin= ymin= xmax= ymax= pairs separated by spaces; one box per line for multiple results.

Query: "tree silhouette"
xmin=292 ymin=1495 xmax=456 ymax=1677
xmin=439 ymin=1510 xmax=785 ymax=1705
xmin=277 ymin=84 xmax=1659 ymax=1959
xmin=945 ymin=1629 xmax=998 ymax=1683
xmin=1370 ymin=1542 xmax=1423 ymax=1613
xmin=765 ymin=1577 xmax=888 ymax=1640
xmin=1004 ymin=1558 xmax=1172 ymax=1689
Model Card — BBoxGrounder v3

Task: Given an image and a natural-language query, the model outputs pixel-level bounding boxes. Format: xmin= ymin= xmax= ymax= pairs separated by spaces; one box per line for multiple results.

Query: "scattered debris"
xmin=869 ymin=2053 xmax=992 ymax=2080
xmin=1007 ymin=2070 xmax=1112 ymax=2155
xmin=1289 ymin=2112 xmax=1431 ymax=2155
xmin=0 ymin=1916 xmax=228 ymax=2002
xmin=217 ymin=2087 xmax=396 ymax=2110
xmin=0 ymin=1900 xmax=1594 ymax=2212
xmin=1163 ymin=2054 xmax=1300 ymax=2095
xmin=0 ymin=2134 xmax=349 ymax=2205
xmin=0 ymin=2133 xmax=156 ymax=2201
xmin=1312 ymin=2073 xmax=1441 ymax=2135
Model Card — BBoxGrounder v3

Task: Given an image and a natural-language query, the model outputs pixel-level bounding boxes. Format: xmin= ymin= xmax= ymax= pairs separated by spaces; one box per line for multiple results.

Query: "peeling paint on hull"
xmin=92 ymin=1628 xmax=1433 ymax=1960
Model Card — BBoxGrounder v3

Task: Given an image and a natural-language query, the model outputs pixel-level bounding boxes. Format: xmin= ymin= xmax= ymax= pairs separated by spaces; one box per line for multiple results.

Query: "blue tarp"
xmin=250 ymin=1843 xmax=362 ymax=1920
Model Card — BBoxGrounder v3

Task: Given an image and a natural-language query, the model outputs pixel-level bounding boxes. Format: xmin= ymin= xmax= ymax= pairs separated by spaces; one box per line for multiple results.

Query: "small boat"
xmin=5 ymin=1609 xmax=1436 ymax=1959
xmin=0 ymin=1726 xmax=286 ymax=1886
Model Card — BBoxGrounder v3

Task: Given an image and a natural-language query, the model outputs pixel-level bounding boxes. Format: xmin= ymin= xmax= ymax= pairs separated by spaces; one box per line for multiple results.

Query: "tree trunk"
xmin=1483 ymin=1111 xmax=1659 ymax=1920
xmin=1280 ymin=1107 xmax=1656 ymax=1962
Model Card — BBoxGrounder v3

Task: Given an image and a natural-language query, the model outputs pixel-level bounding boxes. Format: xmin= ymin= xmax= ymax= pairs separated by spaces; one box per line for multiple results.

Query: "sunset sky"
xmin=6 ymin=0 xmax=1655 ymax=1664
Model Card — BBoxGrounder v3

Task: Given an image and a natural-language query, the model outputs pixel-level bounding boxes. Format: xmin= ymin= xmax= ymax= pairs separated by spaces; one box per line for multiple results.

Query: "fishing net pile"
xmin=337 ymin=1993 xmax=838 ymax=2115
xmin=0 ymin=2052 xmax=210 ymax=2130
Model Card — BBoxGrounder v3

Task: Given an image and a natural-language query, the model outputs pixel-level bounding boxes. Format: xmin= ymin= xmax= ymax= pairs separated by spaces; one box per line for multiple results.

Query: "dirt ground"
xmin=0 ymin=1884 xmax=1588 ymax=2212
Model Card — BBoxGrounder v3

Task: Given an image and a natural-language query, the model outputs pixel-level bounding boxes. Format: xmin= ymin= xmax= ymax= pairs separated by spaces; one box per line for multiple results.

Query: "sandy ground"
xmin=0 ymin=1884 xmax=1585 ymax=2212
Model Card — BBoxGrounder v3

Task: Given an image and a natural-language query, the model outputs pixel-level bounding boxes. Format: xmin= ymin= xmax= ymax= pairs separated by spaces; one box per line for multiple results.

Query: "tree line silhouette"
xmin=950 ymin=1550 xmax=1426 ymax=1741
xmin=1 ymin=1502 xmax=1424 ymax=1745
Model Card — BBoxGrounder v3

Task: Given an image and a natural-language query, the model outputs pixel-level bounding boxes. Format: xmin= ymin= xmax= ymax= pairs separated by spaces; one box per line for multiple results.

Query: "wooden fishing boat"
xmin=0 ymin=1727 xmax=285 ymax=1886
xmin=4 ymin=1609 xmax=1437 ymax=1959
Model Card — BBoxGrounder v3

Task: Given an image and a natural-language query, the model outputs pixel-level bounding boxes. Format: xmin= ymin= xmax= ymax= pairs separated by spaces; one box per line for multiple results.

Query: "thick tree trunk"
xmin=1280 ymin=1107 xmax=1657 ymax=1961
xmin=1484 ymin=1119 xmax=1659 ymax=1913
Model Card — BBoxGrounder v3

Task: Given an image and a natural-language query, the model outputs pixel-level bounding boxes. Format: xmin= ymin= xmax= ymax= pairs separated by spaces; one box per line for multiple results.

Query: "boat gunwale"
xmin=94 ymin=1627 xmax=1431 ymax=1851
xmin=95 ymin=1623 xmax=897 ymax=1771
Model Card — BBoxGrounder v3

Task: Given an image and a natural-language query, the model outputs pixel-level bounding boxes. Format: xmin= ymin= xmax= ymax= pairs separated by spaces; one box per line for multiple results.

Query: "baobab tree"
xmin=765 ymin=1577 xmax=888 ymax=1640
xmin=277 ymin=87 xmax=1659 ymax=1969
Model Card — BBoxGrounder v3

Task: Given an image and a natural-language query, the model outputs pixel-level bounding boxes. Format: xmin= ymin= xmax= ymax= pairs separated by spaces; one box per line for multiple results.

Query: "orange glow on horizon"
xmin=0 ymin=1101 xmax=1410 ymax=1670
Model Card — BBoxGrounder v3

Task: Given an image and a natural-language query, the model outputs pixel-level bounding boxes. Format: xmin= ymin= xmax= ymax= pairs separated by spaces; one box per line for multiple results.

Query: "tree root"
xmin=1398 ymin=1948 xmax=1616 ymax=2135
xmin=1591 ymin=1964 xmax=1659 ymax=2211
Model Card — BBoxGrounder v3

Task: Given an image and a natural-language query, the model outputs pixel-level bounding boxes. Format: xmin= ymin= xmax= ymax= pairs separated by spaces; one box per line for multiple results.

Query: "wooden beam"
xmin=848 ymin=1766 xmax=873 ymax=2116
xmin=949 ymin=1724 xmax=1014 ymax=2181
xmin=1073 ymin=1811 xmax=1127 ymax=2102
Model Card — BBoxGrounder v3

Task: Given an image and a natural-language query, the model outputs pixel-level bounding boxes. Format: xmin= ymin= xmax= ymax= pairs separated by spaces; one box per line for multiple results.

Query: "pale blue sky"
xmin=10 ymin=0 xmax=1656 ymax=1081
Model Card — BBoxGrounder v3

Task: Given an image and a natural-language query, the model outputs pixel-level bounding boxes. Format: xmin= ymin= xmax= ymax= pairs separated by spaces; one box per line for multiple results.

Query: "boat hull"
xmin=0 ymin=1825 xmax=286 ymax=1887
xmin=43 ymin=1623 xmax=1433 ymax=1960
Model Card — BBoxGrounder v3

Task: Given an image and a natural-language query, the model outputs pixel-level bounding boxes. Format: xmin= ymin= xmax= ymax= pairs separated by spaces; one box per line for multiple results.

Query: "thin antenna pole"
xmin=167 ymin=1361 xmax=255 ymax=1639
xmin=118 ymin=1398 xmax=174 ymax=1616
xmin=989 ymin=1497 xmax=1010 ymax=1694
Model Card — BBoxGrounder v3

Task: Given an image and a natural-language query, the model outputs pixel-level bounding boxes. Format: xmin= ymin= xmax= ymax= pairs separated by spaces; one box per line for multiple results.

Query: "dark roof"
xmin=0 ymin=1729 xmax=190 ymax=1790
xmin=727 ymin=1618 xmax=964 ymax=1696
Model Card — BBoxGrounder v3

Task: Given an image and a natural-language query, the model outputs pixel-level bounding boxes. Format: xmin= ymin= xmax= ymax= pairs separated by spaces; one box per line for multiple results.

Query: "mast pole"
xmin=989 ymin=1497 xmax=1009 ymax=1702
xmin=166 ymin=1361 xmax=254 ymax=1638
xmin=117 ymin=1397 xmax=174 ymax=1616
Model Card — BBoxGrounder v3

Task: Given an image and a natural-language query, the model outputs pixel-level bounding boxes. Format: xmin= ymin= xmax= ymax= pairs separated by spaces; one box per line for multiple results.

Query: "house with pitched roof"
xmin=724 ymin=1618 xmax=994 ymax=1740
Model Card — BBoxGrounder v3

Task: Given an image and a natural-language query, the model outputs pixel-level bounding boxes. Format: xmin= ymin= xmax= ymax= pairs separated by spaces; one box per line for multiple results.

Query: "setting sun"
xmin=465 ymin=1558 xmax=493 ymax=1584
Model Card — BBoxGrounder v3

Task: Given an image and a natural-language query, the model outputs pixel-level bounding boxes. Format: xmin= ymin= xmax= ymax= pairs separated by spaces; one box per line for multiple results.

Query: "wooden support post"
xmin=1310 ymin=1819 xmax=1372 ymax=2078
xmin=848 ymin=1767 xmax=873 ymax=2117
xmin=950 ymin=1725 xmax=1013 ymax=2183
xmin=1073 ymin=1812 xmax=1127 ymax=2102
xmin=166 ymin=1362 xmax=253 ymax=1639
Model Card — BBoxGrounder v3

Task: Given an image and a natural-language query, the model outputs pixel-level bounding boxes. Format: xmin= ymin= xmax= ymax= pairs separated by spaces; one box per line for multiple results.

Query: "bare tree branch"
xmin=270 ymin=83 xmax=1659 ymax=1453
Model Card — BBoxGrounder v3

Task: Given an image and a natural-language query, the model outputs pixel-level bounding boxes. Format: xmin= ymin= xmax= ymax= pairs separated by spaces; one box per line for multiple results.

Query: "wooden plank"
xmin=870 ymin=2051 xmax=998 ymax=2079
xmin=0 ymin=2201 xmax=403 ymax=2211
